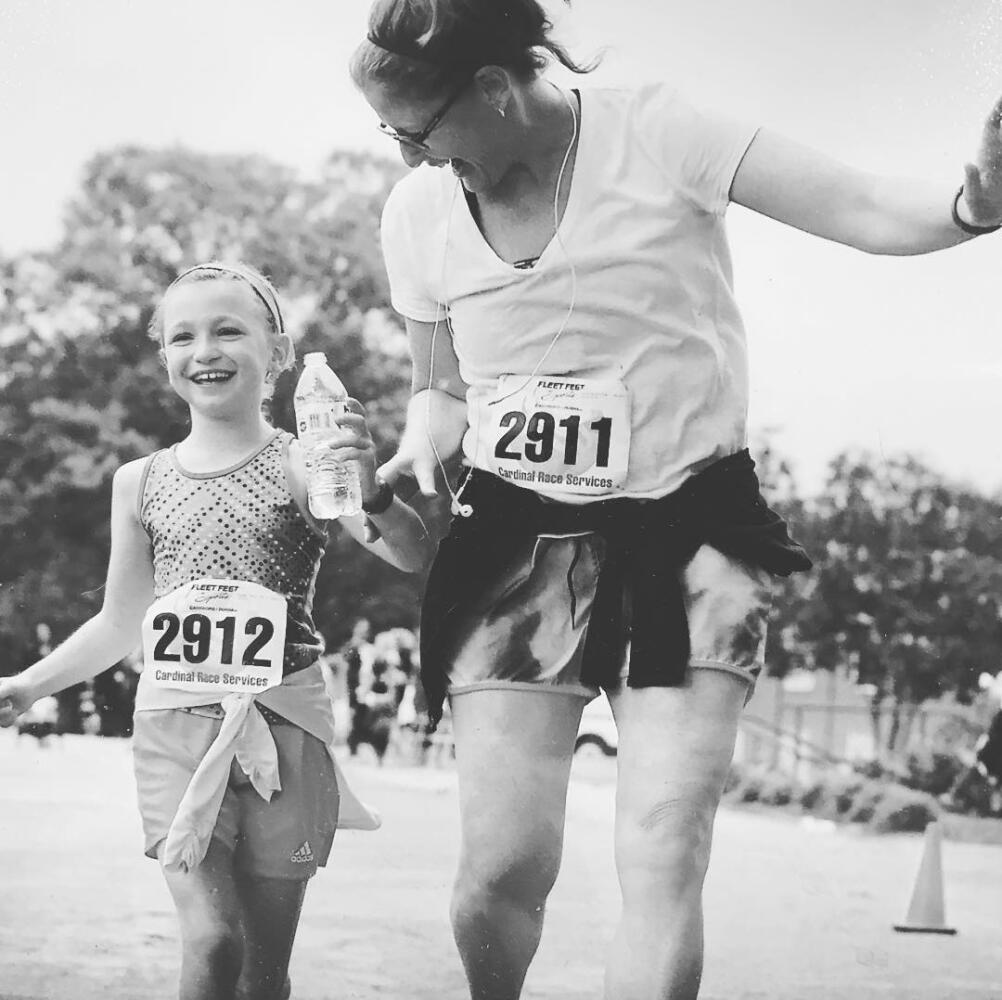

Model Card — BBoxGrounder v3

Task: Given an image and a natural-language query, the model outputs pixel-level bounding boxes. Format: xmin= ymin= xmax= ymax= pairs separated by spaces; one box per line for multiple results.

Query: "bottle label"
xmin=296 ymin=402 xmax=341 ymax=442
xmin=141 ymin=579 xmax=287 ymax=694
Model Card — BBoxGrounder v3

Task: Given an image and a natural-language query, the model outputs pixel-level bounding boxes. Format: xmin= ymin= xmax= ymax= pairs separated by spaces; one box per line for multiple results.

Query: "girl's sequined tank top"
xmin=138 ymin=431 xmax=327 ymax=676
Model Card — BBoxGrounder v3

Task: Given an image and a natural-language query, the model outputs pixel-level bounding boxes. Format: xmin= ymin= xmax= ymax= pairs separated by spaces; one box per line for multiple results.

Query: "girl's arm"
xmin=0 ymin=460 xmax=155 ymax=726
xmin=288 ymin=424 xmax=433 ymax=575
xmin=339 ymin=494 xmax=433 ymax=575
xmin=377 ymin=316 xmax=469 ymax=498
xmin=730 ymin=95 xmax=1002 ymax=255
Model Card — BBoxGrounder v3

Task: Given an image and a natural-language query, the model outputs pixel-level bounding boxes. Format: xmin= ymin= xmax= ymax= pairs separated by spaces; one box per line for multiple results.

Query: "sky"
xmin=2 ymin=0 xmax=1001 ymax=497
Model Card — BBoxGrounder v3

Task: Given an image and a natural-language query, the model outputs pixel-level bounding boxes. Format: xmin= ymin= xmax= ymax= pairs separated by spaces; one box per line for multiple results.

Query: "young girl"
xmin=0 ymin=261 xmax=433 ymax=1000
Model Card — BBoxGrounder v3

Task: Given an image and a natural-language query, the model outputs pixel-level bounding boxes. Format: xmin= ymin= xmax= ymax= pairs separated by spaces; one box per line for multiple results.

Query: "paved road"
xmin=1 ymin=732 xmax=1000 ymax=999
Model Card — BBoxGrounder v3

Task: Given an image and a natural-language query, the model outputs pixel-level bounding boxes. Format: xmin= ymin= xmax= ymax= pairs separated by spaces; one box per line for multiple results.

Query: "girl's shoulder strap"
xmin=135 ymin=449 xmax=167 ymax=525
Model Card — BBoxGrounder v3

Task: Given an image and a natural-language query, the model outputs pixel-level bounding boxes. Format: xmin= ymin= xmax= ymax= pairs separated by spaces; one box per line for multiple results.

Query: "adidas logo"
xmin=289 ymin=841 xmax=314 ymax=863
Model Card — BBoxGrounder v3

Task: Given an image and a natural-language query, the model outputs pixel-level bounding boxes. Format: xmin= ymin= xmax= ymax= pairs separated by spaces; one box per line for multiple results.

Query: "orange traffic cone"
xmin=893 ymin=820 xmax=957 ymax=934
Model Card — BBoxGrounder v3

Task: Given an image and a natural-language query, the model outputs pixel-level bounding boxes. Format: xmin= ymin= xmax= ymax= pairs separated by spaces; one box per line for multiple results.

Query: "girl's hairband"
xmin=169 ymin=262 xmax=285 ymax=335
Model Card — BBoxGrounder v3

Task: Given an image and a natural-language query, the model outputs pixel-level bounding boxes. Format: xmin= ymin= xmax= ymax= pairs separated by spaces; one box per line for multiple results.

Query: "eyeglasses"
xmin=377 ymin=78 xmax=472 ymax=153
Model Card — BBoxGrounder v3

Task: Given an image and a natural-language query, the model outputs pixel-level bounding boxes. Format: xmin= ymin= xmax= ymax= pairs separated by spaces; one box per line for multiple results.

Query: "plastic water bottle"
xmin=293 ymin=352 xmax=362 ymax=518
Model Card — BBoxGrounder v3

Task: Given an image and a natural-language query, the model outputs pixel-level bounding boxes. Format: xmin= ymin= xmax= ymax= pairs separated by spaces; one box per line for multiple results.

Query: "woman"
xmin=350 ymin=2 xmax=1002 ymax=997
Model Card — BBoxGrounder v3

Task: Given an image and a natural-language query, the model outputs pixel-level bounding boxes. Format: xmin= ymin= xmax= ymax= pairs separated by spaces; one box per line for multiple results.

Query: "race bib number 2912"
xmin=141 ymin=579 xmax=287 ymax=695
xmin=486 ymin=375 xmax=631 ymax=497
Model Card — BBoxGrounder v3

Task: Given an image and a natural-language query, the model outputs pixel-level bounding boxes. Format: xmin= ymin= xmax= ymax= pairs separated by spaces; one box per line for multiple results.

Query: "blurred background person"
xmin=342 ymin=618 xmax=375 ymax=756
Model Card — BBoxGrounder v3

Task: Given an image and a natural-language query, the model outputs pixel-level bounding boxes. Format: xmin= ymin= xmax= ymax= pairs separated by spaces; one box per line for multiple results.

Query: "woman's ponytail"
xmin=351 ymin=0 xmax=597 ymax=98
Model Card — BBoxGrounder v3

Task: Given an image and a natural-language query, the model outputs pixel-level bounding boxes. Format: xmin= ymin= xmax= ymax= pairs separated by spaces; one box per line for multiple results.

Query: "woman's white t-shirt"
xmin=380 ymin=84 xmax=759 ymax=502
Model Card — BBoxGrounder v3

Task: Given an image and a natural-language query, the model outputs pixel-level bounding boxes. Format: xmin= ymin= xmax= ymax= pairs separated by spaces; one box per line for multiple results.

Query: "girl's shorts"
xmin=446 ymin=536 xmax=773 ymax=702
xmin=132 ymin=705 xmax=339 ymax=880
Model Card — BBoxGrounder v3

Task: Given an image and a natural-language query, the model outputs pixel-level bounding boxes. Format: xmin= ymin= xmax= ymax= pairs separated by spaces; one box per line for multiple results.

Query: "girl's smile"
xmin=189 ymin=369 xmax=236 ymax=386
xmin=160 ymin=282 xmax=280 ymax=415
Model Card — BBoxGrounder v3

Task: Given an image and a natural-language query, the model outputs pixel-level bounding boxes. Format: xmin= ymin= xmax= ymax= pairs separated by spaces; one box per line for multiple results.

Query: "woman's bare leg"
xmin=450 ymin=689 xmax=584 ymax=1000
xmin=604 ymin=671 xmax=748 ymax=1000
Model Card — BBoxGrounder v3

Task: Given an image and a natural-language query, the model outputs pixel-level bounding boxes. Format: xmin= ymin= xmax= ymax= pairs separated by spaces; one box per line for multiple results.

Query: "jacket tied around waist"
xmin=419 ymin=449 xmax=812 ymax=728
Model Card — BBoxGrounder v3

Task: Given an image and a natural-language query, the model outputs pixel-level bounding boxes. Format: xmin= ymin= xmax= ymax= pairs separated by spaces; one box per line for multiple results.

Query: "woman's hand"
xmin=378 ymin=389 xmax=468 ymax=498
xmin=960 ymin=95 xmax=1002 ymax=227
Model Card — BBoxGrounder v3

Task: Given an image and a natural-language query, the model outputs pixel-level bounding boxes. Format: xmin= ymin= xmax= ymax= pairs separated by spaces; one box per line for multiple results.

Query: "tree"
xmin=751 ymin=436 xmax=824 ymax=680
xmin=0 ymin=144 xmax=449 ymax=677
xmin=793 ymin=452 xmax=1002 ymax=757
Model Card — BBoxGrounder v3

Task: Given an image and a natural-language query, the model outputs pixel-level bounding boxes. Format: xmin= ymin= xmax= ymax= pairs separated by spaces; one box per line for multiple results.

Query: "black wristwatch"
xmin=361 ymin=477 xmax=395 ymax=516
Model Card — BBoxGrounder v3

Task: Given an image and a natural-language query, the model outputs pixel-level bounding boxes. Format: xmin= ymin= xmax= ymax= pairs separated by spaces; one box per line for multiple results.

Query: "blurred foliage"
xmin=725 ymin=762 xmax=945 ymax=831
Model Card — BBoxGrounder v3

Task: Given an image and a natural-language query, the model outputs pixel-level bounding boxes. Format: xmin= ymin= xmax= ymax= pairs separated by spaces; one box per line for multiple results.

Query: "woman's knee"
xmin=453 ymin=831 xmax=564 ymax=916
xmin=616 ymin=789 xmax=721 ymax=900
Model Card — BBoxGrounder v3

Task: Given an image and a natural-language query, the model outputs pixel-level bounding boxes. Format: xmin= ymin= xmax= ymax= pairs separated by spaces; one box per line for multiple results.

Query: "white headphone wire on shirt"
xmin=423 ymin=84 xmax=580 ymax=518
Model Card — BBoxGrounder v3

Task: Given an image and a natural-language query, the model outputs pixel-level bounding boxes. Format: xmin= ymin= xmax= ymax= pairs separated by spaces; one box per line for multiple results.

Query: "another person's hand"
xmin=961 ymin=94 xmax=1002 ymax=227
xmin=378 ymin=432 xmax=441 ymax=498
xmin=0 ymin=675 xmax=37 ymax=728
xmin=378 ymin=390 xmax=467 ymax=497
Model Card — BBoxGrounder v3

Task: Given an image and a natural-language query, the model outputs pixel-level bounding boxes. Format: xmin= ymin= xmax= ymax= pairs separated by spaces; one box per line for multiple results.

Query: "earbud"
xmin=451 ymin=498 xmax=474 ymax=518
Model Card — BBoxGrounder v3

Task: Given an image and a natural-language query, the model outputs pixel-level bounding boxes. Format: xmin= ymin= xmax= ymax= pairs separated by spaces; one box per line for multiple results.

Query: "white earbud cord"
xmin=424 ymin=183 xmax=471 ymax=516
xmin=424 ymin=84 xmax=580 ymax=518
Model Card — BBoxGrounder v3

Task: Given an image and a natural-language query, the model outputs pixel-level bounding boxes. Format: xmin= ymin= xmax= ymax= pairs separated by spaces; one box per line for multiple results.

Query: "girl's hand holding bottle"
xmin=325 ymin=399 xmax=382 ymax=507
xmin=0 ymin=675 xmax=36 ymax=727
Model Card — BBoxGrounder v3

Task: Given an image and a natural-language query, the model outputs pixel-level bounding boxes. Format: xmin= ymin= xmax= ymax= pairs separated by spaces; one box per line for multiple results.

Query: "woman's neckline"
xmin=459 ymin=87 xmax=583 ymax=272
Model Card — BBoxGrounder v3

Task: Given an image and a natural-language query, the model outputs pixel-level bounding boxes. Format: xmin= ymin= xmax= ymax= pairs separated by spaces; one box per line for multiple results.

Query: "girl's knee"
xmin=235 ymin=970 xmax=292 ymax=1000
xmin=180 ymin=914 xmax=244 ymax=971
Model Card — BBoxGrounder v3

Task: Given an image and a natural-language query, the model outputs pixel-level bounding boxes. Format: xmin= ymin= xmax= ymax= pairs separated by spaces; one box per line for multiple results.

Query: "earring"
xmin=496 ymin=104 xmax=506 ymax=119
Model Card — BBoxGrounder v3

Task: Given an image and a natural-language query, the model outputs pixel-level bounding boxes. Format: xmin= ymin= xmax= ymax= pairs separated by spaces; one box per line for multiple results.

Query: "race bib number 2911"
xmin=486 ymin=375 xmax=631 ymax=497
xmin=141 ymin=579 xmax=287 ymax=695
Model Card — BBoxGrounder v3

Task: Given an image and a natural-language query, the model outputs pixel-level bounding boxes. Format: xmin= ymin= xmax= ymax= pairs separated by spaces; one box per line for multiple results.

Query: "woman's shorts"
xmin=446 ymin=536 xmax=773 ymax=702
xmin=132 ymin=705 xmax=339 ymax=880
